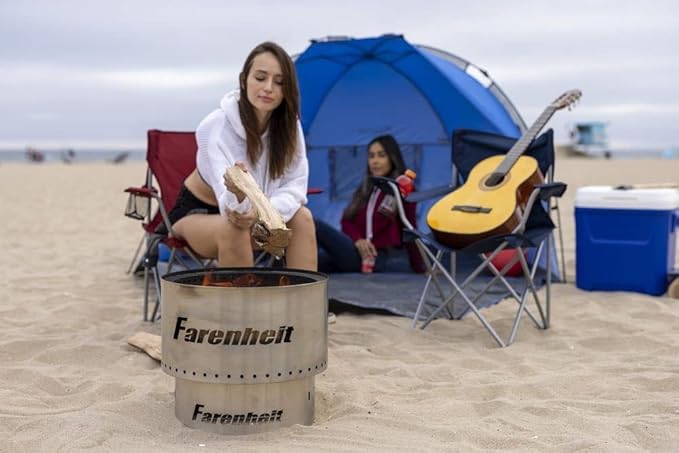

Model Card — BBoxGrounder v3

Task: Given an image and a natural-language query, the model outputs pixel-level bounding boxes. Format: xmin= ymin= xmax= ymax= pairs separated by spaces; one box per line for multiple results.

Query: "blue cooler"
xmin=575 ymin=186 xmax=679 ymax=296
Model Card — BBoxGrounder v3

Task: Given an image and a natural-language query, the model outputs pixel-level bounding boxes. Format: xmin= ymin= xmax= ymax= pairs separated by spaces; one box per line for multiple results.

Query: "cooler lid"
xmin=575 ymin=185 xmax=679 ymax=210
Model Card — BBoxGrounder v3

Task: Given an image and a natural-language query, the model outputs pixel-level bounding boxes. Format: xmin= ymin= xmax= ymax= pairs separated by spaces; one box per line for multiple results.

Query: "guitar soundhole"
xmin=487 ymin=176 xmax=503 ymax=187
xmin=482 ymin=173 xmax=508 ymax=190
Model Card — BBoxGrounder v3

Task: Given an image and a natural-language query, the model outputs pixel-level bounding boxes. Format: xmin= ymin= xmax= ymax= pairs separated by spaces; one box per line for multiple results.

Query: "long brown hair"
xmin=238 ymin=42 xmax=300 ymax=180
xmin=343 ymin=134 xmax=407 ymax=220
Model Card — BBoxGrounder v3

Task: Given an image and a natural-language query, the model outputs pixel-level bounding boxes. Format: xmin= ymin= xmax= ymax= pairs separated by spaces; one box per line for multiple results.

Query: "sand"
xmin=1 ymin=155 xmax=679 ymax=452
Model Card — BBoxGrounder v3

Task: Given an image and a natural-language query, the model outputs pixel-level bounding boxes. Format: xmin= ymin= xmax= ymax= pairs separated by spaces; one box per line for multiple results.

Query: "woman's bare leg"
xmin=285 ymin=207 xmax=317 ymax=271
xmin=172 ymin=214 xmax=253 ymax=267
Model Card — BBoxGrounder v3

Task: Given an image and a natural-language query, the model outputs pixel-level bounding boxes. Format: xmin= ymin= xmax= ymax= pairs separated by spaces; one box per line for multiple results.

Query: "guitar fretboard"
xmin=487 ymin=106 xmax=557 ymax=185
xmin=484 ymin=89 xmax=581 ymax=186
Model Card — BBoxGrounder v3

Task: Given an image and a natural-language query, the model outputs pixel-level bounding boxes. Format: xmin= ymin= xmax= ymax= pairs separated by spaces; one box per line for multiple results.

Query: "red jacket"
xmin=341 ymin=190 xmax=425 ymax=273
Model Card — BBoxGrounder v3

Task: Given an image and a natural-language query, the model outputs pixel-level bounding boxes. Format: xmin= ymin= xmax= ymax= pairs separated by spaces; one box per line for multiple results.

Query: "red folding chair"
xmin=124 ymin=130 xmax=207 ymax=322
xmin=124 ymin=129 xmax=323 ymax=321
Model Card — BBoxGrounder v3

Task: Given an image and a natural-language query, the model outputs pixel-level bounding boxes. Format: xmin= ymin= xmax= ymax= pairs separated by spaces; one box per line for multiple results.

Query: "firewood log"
xmin=225 ymin=166 xmax=291 ymax=257
xmin=127 ymin=332 xmax=161 ymax=361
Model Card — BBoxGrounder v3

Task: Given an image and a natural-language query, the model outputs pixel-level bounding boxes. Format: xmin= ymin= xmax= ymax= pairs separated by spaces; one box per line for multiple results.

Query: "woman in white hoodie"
xmin=167 ymin=42 xmax=316 ymax=270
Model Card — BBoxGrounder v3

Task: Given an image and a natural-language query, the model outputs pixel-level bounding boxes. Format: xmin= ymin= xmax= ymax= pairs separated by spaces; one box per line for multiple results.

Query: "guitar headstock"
xmin=550 ymin=89 xmax=582 ymax=110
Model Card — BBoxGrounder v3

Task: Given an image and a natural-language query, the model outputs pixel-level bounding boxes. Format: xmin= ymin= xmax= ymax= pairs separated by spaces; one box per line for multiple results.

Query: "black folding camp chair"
xmin=373 ymin=129 xmax=566 ymax=347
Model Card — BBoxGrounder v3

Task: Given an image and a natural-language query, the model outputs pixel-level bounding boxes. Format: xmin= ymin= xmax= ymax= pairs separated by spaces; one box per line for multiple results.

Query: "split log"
xmin=226 ymin=166 xmax=292 ymax=257
xmin=127 ymin=332 xmax=161 ymax=361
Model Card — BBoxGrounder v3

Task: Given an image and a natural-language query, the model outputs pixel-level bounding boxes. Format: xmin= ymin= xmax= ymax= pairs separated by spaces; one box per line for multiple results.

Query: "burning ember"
xmin=201 ymin=270 xmax=290 ymax=287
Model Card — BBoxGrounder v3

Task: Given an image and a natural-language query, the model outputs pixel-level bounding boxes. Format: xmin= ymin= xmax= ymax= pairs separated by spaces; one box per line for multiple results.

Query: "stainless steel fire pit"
xmin=161 ymin=268 xmax=328 ymax=435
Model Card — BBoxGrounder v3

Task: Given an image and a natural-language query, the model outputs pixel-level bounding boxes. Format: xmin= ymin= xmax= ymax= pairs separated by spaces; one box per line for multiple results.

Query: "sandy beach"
xmin=1 ymin=155 xmax=679 ymax=452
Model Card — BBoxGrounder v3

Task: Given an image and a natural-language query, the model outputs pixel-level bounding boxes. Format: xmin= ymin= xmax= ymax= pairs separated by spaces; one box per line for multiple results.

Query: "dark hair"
xmin=238 ymin=41 xmax=300 ymax=180
xmin=343 ymin=134 xmax=406 ymax=220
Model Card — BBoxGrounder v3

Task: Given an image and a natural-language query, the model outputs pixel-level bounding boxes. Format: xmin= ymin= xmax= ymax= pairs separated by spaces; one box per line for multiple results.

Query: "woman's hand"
xmin=223 ymin=161 xmax=247 ymax=203
xmin=354 ymin=238 xmax=377 ymax=260
xmin=226 ymin=206 xmax=258 ymax=230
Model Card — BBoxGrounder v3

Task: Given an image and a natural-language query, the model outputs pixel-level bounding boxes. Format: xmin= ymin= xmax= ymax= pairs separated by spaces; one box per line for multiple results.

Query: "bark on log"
xmin=226 ymin=166 xmax=291 ymax=257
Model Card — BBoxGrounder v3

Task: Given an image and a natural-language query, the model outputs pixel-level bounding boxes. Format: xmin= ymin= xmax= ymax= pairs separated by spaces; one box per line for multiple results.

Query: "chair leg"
xmin=430 ymin=269 xmax=455 ymax=320
xmin=142 ymin=237 xmax=161 ymax=322
xmin=412 ymin=233 xmax=557 ymax=347
xmin=126 ymin=233 xmax=146 ymax=274
xmin=494 ymin=245 xmax=549 ymax=329
xmin=423 ymin=240 xmax=558 ymax=347
xmin=167 ymin=248 xmax=177 ymax=274
xmin=411 ymin=249 xmax=453 ymax=327
xmin=418 ymin=248 xmax=506 ymax=347
xmin=150 ymin=266 xmax=162 ymax=322
xmin=421 ymin=274 xmax=464 ymax=326
xmin=553 ymin=199 xmax=567 ymax=283
xmin=423 ymin=246 xmax=510 ymax=325
xmin=474 ymin=252 xmax=542 ymax=328
xmin=142 ymin=261 xmax=150 ymax=322
xmin=520 ymin=250 xmax=547 ymax=325
xmin=546 ymin=233 xmax=553 ymax=328
xmin=412 ymin=273 xmax=436 ymax=328
xmin=507 ymin=249 xmax=548 ymax=345
xmin=507 ymin=288 xmax=530 ymax=345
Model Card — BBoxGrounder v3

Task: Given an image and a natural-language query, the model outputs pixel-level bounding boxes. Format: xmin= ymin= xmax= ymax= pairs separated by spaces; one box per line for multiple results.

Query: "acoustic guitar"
xmin=427 ymin=89 xmax=582 ymax=248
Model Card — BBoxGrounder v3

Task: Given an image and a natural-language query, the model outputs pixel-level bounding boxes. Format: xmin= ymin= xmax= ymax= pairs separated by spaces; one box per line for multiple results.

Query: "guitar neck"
xmin=493 ymin=106 xmax=557 ymax=177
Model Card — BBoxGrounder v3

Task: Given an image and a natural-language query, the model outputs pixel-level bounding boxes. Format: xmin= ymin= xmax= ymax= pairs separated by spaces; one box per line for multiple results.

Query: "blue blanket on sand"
xmin=327 ymin=254 xmax=546 ymax=321
xmin=153 ymin=248 xmax=546 ymax=321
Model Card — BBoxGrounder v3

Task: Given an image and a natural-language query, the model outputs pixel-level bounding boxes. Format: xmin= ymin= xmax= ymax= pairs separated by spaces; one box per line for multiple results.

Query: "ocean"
xmin=2 ymin=146 xmax=678 ymax=163
xmin=0 ymin=149 xmax=146 ymax=163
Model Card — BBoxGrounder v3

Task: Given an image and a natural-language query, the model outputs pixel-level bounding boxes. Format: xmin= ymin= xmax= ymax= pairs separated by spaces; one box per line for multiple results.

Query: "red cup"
xmin=361 ymin=256 xmax=375 ymax=273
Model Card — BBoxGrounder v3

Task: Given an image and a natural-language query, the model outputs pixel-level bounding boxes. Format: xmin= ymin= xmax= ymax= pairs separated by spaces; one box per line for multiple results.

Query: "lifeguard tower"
xmin=568 ymin=121 xmax=610 ymax=156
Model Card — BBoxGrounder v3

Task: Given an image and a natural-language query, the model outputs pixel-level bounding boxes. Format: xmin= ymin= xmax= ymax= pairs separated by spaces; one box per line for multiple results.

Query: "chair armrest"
xmin=406 ymin=184 xmax=454 ymax=203
xmin=535 ymin=182 xmax=567 ymax=200
xmin=370 ymin=176 xmax=399 ymax=196
xmin=515 ymin=182 xmax=567 ymax=232
xmin=369 ymin=176 xmax=417 ymax=231
xmin=370 ymin=177 xmax=453 ymax=203
xmin=124 ymin=186 xmax=158 ymax=198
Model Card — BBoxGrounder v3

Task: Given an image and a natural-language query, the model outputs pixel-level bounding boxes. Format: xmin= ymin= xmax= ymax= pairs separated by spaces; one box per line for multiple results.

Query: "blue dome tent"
xmin=294 ymin=34 xmax=527 ymax=229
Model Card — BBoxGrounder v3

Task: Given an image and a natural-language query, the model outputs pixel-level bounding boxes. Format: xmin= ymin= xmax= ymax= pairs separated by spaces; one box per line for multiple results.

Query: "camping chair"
xmin=124 ymin=130 xmax=323 ymax=320
xmin=124 ymin=129 xmax=207 ymax=322
xmin=372 ymin=129 xmax=566 ymax=347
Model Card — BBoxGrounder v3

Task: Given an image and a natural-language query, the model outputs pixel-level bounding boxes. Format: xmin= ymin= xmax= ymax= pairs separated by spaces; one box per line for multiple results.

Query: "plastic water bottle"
xmin=395 ymin=169 xmax=417 ymax=198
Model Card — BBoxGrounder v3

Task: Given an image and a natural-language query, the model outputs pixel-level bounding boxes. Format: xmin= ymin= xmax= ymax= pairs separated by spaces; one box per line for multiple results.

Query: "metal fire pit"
xmin=161 ymin=268 xmax=328 ymax=435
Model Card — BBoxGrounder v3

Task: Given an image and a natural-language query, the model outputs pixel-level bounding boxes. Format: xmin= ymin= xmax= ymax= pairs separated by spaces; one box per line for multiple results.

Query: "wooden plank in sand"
xmin=127 ymin=332 xmax=161 ymax=361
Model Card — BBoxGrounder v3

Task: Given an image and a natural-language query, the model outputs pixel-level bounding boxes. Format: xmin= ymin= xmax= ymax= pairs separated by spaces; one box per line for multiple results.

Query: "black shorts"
xmin=156 ymin=186 xmax=219 ymax=234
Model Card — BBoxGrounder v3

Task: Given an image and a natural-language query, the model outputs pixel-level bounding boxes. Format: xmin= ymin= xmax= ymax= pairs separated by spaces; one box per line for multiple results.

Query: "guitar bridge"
xmin=452 ymin=205 xmax=492 ymax=214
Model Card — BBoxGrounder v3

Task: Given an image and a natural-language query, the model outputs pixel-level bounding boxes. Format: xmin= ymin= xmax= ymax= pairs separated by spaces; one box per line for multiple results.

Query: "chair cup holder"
xmin=125 ymin=192 xmax=150 ymax=220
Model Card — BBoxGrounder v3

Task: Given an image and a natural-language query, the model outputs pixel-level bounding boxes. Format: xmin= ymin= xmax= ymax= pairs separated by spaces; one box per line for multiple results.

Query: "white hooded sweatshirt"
xmin=195 ymin=90 xmax=308 ymax=222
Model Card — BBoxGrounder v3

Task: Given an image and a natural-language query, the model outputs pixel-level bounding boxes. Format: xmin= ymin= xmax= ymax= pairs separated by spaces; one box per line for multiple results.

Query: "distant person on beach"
xmin=315 ymin=134 xmax=424 ymax=273
xmin=165 ymin=42 xmax=316 ymax=270
xmin=60 ymin=149 xmax=75 ymax=164
xmin=25 ymin=147 xmax=44 ymax=162
xmin=111 ymin=151 xmax=129 ymax=164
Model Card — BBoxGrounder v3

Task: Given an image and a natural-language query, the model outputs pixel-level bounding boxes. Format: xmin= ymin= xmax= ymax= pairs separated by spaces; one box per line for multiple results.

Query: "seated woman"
xmin=167 ymin=42 xmax=316 ymax=271
xmin=315 ymin=134 xmax=424 ymax=274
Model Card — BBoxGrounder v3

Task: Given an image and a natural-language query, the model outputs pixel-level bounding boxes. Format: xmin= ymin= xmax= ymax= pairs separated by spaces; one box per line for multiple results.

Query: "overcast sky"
xmin=1 ymin=0 xmax=677 ymax=150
